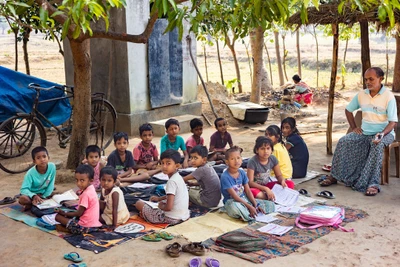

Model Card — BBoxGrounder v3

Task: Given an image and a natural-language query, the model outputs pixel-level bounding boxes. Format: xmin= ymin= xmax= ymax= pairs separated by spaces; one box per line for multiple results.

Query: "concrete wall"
xmin=64 ymin=2 xmax=200 ymax=136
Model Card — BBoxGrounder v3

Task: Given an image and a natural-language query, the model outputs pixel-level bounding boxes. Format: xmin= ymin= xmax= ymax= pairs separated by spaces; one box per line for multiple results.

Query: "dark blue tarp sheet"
xmin=0 ymin=66 xmax=71 ymax=127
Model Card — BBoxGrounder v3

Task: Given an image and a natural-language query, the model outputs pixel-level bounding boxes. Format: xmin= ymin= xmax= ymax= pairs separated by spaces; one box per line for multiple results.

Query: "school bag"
xmin=295 ymin=205 xmax=354 ymax=232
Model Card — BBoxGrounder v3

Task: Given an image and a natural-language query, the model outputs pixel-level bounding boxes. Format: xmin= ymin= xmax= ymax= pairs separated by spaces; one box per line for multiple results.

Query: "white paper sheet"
xmin=127 ymin=182 xmax=155 ymax=189
xmin=41 ymin=214 xmax=60 ymax=225
xmin=142 ymin=200 xmax=159 ymax=209
xmin=152 ymin=173 xmax=169 ymax=181
xmin=255 ymin=213 xmax=278 ymax=223
xmin=271 ymin=184 xmax=299 ymax=206
xmin=178 ymin=167 xmax=197 ymax=172
xmin=275 ymin=205 xmax=307 ymax=214
xmin=257 ymin=223 xmax=293 ymax=236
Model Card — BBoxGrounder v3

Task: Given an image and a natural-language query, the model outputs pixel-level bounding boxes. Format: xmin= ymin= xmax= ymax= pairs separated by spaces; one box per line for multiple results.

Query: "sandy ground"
xmin=1 ymin=29 xmax=399 ymax=267
xmin=1 ymin=97 xmax=400 ymax=267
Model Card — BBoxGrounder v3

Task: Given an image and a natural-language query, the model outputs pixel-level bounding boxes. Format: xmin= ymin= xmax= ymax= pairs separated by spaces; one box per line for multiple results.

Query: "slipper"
xmin=64 ymin=252 xmax=83 ymax=263
xmin=68 ymin=264 xmax=87 ymax=267
xmin=142 ymin=233 xmax=162 ymax=242
xmin=322 ymin=165 xmax=331 ymax=172
xmin=365 ymin=187 xmax=379 ymax=196
xmin=36 ymin=218 xmax=56 ymax=230
xmin=182 ymin=242 xmax=206 ymax=256
xmin=298 ymin=189 xmax=311 ymax=197
xmin=0 ymin=197 xmax=16 ymax=205
xmin=166 ymin=242 xmax=182 ymax=257
xmin=156 ymin=231 xmax=174 ymax=240
xmin=316 ymin=190 xmax=335 ymax=199
xmin=205 ymin=257 xmax=220 ymax=267
xmin=189 ymin=257 xmax=202 ymax=267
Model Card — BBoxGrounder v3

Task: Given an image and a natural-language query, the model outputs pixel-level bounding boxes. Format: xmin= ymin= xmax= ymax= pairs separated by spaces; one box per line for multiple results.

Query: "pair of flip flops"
xmin=0 ymin=196 xmax=16 ymax=205
xmin=189 ymin=257 xmax=220 ymax=267
xmin=142 ymin=231 xmax=174 ymax=242
xmin=299 ymin=188 xmax=335 ymax=199
xmin=64 ymin=252 xmax=87 ymax=267
xmin=166 ymin=242 xmax=206 ymax=257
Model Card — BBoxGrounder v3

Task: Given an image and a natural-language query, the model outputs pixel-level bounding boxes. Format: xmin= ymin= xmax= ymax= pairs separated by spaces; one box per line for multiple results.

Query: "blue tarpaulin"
xmin=0 ymin=66 xmax=71 ymax=127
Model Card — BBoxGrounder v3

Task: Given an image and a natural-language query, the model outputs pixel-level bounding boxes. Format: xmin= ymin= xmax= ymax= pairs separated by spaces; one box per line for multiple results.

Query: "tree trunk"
xmin=274 ymin=31 xmax=284 ymax=86
xmin=327 ymin=23 xmax=339 ymax=155
xmin=13 ymin=28 xmax=18 ymax=71
xmin=360 ymin=20 xmax=371 ymax=88
xmin=22 ymin=28 xmax=31 ymax=75
xmin=203 ymin=45 xmax=209 ymax=82
xmin=264 ymin=42 xmax=273 ymax=86
xmin=342 ymin=38 xmax=348 ymax=89
xmin=296 ymin=29 xmax=301 ymax=77
xmin=282 ymin=34 xmax=288 ymax=81
xmin=225 ymin=34 xmax=242 ymax=93
xmin=392 ymin=24 xmax=400 ymax=120
xmin=313 ymin=25 xmax=319 ymax=88
xmin=216 ymin=40 xmax=224 ymax=85
xmin=244 ymin=40 xmax=253 ymax=88
xmin=250 ymin=27 xmax=264 ymax=103
xmin=250 ymin=28 xmax=272 ymax=96
xmin=66 ymin=39 xmax=92 ymax=169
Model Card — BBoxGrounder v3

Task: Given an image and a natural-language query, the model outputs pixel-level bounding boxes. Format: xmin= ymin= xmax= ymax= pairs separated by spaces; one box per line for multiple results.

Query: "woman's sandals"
xmin=319 ymin=175 xmax=337 ymax=187
xmin=166 ymin=242 xmax=206 ymax=257
xmin=365 ymin=187 xmax=379 ymax=196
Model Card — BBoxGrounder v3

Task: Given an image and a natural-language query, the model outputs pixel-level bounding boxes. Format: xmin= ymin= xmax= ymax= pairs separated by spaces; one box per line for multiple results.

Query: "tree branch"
xmin=90 ymin=10 xmax=159 ymax=43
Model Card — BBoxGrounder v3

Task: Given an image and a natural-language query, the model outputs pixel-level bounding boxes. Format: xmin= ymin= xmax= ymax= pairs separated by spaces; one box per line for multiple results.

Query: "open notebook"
xmin=36 ymin=189 xmax=78 ymax=210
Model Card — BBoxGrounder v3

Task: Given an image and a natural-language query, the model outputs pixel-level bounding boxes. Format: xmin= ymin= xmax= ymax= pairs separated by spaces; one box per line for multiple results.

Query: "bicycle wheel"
xmin=0 ymin=115 xmax=46 ymax=174
xmin=89 ymin=99 xmax=117 ymax=151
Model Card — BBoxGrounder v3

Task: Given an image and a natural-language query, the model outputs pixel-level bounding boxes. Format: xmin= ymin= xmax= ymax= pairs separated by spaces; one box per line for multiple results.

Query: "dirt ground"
xmin=1 ymin=30 xmax=400 ymax=267
xmin=1 ymin=97 xmax=400 ymax=266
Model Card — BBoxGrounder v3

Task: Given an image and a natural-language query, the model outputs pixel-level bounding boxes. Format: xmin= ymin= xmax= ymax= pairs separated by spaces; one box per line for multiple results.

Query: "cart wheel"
xmin=89 ymin=99 xmax=116 ymax=151
xmin=0 ymin=115 xmax=46 ymax=174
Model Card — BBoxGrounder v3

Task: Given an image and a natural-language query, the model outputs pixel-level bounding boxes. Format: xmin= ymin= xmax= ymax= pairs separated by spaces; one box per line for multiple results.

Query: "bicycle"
xmin=0 ymin=83 xmax=117 ymax=174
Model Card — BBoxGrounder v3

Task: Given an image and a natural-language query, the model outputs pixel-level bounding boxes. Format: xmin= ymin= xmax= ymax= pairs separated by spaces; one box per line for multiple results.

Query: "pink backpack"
xmin=295 ymin=206 xmax=354 ymax=232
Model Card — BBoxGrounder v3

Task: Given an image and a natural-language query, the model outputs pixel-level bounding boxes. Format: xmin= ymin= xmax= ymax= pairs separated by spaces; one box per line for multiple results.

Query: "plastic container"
xmin=244 ymin=108 xmax=270 ymax=124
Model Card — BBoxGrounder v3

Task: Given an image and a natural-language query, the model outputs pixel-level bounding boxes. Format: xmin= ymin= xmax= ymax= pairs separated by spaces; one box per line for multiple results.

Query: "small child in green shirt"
xmin=19 ymin=146 xmax=56 ymax=211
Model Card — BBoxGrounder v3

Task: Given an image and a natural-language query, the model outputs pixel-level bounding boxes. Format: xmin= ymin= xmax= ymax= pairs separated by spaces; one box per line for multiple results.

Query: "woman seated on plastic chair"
xmin=319 ymin=67 xmax=397 ymax=196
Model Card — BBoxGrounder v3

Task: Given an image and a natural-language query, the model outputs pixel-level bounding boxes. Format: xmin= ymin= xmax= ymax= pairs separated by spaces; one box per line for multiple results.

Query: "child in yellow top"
xmin=265 ymin=125 xmax=295 ymax=189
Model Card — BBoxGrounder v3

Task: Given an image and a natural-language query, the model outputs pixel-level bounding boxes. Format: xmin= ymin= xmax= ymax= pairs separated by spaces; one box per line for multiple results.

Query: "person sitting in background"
xmin=292 ymin=74 xmax=313 ymax=106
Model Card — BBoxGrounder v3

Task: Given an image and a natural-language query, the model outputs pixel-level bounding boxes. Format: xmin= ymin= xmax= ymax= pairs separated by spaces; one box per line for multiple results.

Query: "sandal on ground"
xmin=64 ymin=252 xmax=83 ymax=263
xmin=142 ymin=233 xmax=162 ymax=242
xmin=166 ymin=242 xmax=182 ymax=257
xmin=322 ymin=163 xmax=332 ymax=172
xmin=205 ymin=257 xmax=220 ymax=267
xmin=189 ymin=257 xmax=202 ymax=267
xmin=298 ymin=189 xmax=311 ymax=197
xmin=316 ymin=190 xmax=335 ymax=199
xmin=68 ymin=264 xmax=87 ymax=267
xmin=365 ymin=187 xmax=379 ymax=196
xmin=182 ymin=242 xmax=206 ymax=256
xmin=319 ymin=176 xmax=337 ymax=186
xmin=156 ymin=231 xmax=174 ymax=240
xmin=0 ymin=196 xmax=15 ymax=205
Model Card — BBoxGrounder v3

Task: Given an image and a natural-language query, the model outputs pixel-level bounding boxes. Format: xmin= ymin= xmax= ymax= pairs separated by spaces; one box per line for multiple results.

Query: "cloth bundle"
xmin=215 ymin=229 xmax=266 ymax=252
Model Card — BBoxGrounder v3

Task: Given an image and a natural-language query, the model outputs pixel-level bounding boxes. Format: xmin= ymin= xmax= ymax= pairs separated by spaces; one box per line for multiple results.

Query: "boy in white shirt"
xmin=135 ymin=149 xmax=189 ymax=225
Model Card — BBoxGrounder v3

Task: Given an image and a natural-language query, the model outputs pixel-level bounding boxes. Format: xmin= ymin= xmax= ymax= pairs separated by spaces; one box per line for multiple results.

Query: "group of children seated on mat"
xmin=18 ymin=116 xmax=309 ymax=234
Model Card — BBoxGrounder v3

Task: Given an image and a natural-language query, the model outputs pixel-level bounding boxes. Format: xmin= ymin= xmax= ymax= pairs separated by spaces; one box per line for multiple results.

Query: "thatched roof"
xmin=289 ymin=3 xmax=400 ymax=29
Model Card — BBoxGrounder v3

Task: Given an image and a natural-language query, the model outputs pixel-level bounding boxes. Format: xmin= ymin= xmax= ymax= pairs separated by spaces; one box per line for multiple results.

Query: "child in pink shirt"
xmin=55 ymin=165 xmax=102 ymax=234
xmin=185 ymin=118 xmax=204 ymax=155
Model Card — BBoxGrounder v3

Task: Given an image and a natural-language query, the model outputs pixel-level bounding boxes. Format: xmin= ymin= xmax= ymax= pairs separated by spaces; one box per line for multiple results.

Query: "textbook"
xmin=36 ymin=189 xmax=79 ymax=210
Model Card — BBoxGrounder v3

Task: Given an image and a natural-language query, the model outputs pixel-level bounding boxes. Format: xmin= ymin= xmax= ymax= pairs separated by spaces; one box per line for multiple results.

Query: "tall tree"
xmin=274 ymin=30 xmax=285 ymax=85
